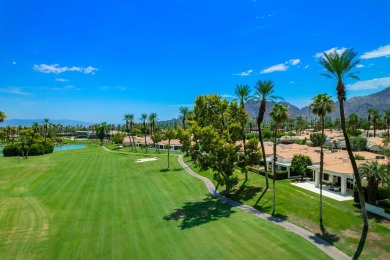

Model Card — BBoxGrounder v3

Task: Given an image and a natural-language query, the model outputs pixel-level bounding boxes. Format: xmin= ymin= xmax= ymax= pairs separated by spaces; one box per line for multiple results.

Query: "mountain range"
xmin=245 ymin=87 xmax=390 ymax=122
xmin=2 ymin=87 xmax=389 ymax=127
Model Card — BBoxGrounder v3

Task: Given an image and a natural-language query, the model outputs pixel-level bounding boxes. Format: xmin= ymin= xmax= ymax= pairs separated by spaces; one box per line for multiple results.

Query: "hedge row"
xmin=2 ymin=143 xmax=54 ymax=157
xmin=248 ymin=166 xmax=288 ymax=180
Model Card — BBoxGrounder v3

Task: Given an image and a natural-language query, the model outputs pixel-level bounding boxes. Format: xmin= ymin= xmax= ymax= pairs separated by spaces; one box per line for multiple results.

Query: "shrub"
xmin=3 ymin=144 xmax=21 ymax=157
xmin=354 ymin=185 xmax=390 ymax=204
xmin=29 ymin=143 xmax=46 ymax=156
xmin=246 ymin=133 xmax=259 ymax=140
xmin=354 ymin=154 xmax=365 ymax=160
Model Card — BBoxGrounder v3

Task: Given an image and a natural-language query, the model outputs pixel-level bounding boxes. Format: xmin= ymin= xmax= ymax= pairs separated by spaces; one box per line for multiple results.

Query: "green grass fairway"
xmin=0 ymin=146 xmax=330 ymax=259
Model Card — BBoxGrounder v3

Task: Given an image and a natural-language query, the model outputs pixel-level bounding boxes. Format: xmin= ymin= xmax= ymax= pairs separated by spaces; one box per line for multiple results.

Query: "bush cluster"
xmin=2 ymin=143 xmax=54 ymax=157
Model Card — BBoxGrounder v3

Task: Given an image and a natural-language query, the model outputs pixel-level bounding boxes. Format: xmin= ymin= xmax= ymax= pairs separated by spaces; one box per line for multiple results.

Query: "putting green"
xmin=0 ymin=146 xmax=330 ymax=259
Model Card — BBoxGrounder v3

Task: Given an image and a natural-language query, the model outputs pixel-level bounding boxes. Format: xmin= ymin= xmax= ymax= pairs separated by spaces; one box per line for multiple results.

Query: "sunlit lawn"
xmin=0 ymin=145 xmax=330 ymax=259
xmin=184 ymin=157 xmax=390 ymax=259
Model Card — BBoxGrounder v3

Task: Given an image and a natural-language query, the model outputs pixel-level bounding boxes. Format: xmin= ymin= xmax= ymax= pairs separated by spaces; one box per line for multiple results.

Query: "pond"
xmin=54 ymin=144 xmax=87 ymax=152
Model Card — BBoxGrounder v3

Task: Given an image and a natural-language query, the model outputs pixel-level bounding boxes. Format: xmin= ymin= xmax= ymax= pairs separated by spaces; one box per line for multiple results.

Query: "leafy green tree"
xmin=320 ymin=48 xmax=368 ymax=258
xmin=186 ymin=94 xmax=247 ymax=196
xmin=0 ymin=111 xmax=7 ymax=123
xmin=165 ymin=127 xmax=176 ymax=170
xmin=112 ymin=132 xmax=124 ymax=144
xmin=253 ymin=80 xmax=280 ymax=202
xmin=309 ymin=93 xmax=334 ymax=226
xmin=151 ymin=130 xmax=163 ymax=153
xmin=309 ymin=133 xmax=327 ymax=147
xmin=350 ymin=137 xmax=367 ymax=151
xmin=291 ymin=154 xmax=312 ymax=181
xmin=359 ymin=161 xmax=389 ymax=204
xmin=270 ymin=103 xmax=289 ymax=215
xmin=97 ymin=123 xmax=106 ymax=146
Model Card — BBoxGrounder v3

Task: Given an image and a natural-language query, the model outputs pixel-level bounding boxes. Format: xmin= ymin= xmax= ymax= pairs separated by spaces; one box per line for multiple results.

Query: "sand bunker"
xmin=135 ymin=157 xmax=159 ymax=163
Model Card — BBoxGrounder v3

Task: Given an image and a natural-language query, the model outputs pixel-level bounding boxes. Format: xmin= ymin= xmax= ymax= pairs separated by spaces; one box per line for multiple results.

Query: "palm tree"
xmin=148 ymin=113 xmax=158 ymax=150
xmin=165 ymin=127 xmax=176 ymax=170
xmin=269 ymin=103 xmax=289 ymax=215
xmin=234 ymin=84 xmax=251 ymax=153
xmin=384 ymin=110 xmax=390 ymax=137
xmin=0 ymin=111 xmax=7 ymax=123
xmin=348 ymin=113 xmax=359 ymax=136
xmin=43 ymin=118 xmax=49 ymax=143
xmin=124 ymin=114 xmax=135 ymax=150
xmin=366 ymin=108 xmax=374 ymax=138
xmin=140 ymin=113 xmax=148 ymax=152
xmin=359 ymin=161 xmax=389 ymax=204
xmin=371 ymin=109 xmax=380 ymax=138
xmin=253 ymin=80 xmax=280 ymax=204
xmin=179 ymin=107 xmax=191 ymax=131
xmin=309 ymin=93 xmax=334 ymax=226
xmin=320 ymin=48 xmax=368 ymax=258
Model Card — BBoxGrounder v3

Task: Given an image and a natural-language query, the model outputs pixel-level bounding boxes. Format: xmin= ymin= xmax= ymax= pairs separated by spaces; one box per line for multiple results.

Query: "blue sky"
xmin=1 ymin=0 xmax=390 ymax=123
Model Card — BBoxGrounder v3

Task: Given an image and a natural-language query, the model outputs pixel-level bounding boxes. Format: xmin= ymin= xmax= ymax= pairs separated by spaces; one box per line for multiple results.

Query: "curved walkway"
xmin=178 ymin=155 xmax=350 ymax=260
xmin=102 ymin=147 xmax=349 ymax=259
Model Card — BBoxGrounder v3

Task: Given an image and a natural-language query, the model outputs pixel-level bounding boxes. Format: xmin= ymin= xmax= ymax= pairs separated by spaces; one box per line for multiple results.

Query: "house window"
xmin=324 ymin=174 xmax=329 ymax=181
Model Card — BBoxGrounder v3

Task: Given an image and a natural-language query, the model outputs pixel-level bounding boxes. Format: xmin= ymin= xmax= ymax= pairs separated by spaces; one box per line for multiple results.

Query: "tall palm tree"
xmin=253 ymin=80 xmax=280 ymax=204
xmin=309 ymin=93 xmax=334 ymax=226
xmin=359 ymin=161 xmax=388 ymax=204
xmin=0 ymin=111 xmax=7 ymax=123
xmin=140 ymin=113 xmax=148 ymax=152
xmin=320 ymin=48 xmax=368 ymax=258
xmin=371 ymin=109 xmax=380 ymax=138
xmin=148 ymin=113 xmax=158 ymax=150
xmin=348 ymin=113 xmax=359 ymax=136
xmin=384 ymin=110 xmax=390 ymax=137
xmin=124 ymin=114 xmax=134 ymax=150
xmin=179 ymin=107 xmax=191 ymax=131
xmin=43 ymin=118 xmax=50 ymax=143
xmin=234 ymin=84 xmax=251 ymax=153
xmin=366 ymin=108 xmax=375 ymax=138
xmin=269 ymin=103 xmax=289 ymax=215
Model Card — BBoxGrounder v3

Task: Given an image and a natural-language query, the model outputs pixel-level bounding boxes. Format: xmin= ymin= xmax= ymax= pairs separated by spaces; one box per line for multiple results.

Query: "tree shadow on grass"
xmin=253 ymin=199 xmax=288 ymax=221
xmin=160 ymin=168 xmax=183 ymax=173
xmin=230 ymin=186 xmax=263 ymax=202
xmin=314 ymin=224 xmax=340 ymax=245
xmin=163 ymin=195 xmax=236 ymax=229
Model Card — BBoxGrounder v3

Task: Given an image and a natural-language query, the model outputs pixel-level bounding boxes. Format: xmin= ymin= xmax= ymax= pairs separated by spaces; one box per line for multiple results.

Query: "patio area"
xmin=291 ymin=181 xmax=354 ymax=201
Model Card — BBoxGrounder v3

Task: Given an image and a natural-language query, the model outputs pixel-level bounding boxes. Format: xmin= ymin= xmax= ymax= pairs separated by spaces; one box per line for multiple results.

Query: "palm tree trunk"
xmin=272 ymin=128 xmax=277 ymax=215
xmin=255 ymin=125 xmax=269 ymax=205
xmin=167 ymin=139 xmax=170 ymax=169
xmin=319 ymin=116 xmax=325 ymax=226
xmin=338 ymin=89 xmax=368 ymax=259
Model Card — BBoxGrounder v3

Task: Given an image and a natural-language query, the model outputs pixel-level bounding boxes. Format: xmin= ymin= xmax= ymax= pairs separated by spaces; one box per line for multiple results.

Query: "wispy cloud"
xmin=356 ymin=64 xmax=365 ymax=68
xmin=55 ymin=78 xmax=69 ymax=82
xmin=34 ymin=64 xmax=98 ymax=74
xmin=360 ymin=44 xmax=390 ymax=59
xmin=314 ymin=47 xmax=347 ymax=59
xmin=0 ymin=87 xmax=33 ymax=96
xmin=12 ymin=61 xmax=16 ymax=65
xmin=289 ymin=59 xmax=300 ymax=66
xmin=52 ymin=85 xmax=78 ymax=91
xmin=260 ymin=63 xmax=288 ymax=74
xmin=232 ymin=69 xmax=253 ymax=76
xmin=100 ymin=86 xmax=129 ymax=91
xmin=346 ymin=77 xmax=390 ymax=91
xmin=304 ymin=65 xmax=310 ymax=69
xmin=260 ymin=59 xmax=300 ymax=74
